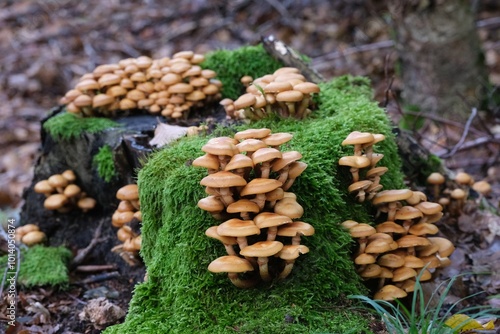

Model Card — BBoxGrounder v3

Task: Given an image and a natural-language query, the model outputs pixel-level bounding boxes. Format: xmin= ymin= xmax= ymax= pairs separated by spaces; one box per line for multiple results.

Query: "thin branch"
xmin=440 ymin=108 xmax=478 ymax=158
xmin=71 ymin=219 xmax=106 ymax=267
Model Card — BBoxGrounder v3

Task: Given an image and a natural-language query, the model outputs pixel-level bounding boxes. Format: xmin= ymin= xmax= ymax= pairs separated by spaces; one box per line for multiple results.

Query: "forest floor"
xmin=1 ymin=1 xmax=500 ymax=333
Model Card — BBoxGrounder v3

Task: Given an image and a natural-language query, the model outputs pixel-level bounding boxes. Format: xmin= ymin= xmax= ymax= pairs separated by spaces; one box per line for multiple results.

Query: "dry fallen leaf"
xmin=149 ymin=119 xmax=188 ymax=148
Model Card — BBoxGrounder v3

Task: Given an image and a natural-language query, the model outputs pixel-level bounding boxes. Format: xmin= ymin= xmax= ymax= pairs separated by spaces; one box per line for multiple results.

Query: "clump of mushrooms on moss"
xmin=110 ymin=183 xmax=142 ymax=266
xmin=60 ymin=51 xmax=221 ymax=120
xmin=220 ymin=67 xmax=320 ymax=120
xmin=34 ymin=170 xmax=96 ymax=213
xmin=339 ymin=131 xmax=455 ymax=301
xmin=194 ymin=128 xmax=314 ymax=288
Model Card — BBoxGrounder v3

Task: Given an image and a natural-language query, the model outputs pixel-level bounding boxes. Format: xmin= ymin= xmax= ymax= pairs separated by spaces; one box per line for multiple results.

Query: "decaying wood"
xmin=261 ymin=35 xmax=324 ymax=84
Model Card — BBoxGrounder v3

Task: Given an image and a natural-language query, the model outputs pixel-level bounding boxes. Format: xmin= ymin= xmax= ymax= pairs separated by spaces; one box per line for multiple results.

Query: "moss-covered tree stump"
xmin=20 ymin=108 xmax=157 ymax=268
xmin=104 ymin=76 xmax=407 ymax=333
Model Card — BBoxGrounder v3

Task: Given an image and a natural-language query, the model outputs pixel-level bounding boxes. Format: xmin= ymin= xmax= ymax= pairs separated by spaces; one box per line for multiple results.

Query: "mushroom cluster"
xmin=427 ymin=171 xmax=492 ymax=217
xmin=220 ymin=68 xmax=320 ymax=120
xmin=34 ymin=170 xmax=96 ymax=212
xmin=339 ymin=131 xmax=387 ymax=202
xmin=193 ymin=128 xmax=314 ymax=288
xmin=111 ymin=184 xmax=142 ymax=266
xmin=60 ymin=51 xmax=222 ymax=119
xmin=16 ymin=224 xmax=46 ymax=247
xmin=339 ymin=132 xmax=455 ymax=300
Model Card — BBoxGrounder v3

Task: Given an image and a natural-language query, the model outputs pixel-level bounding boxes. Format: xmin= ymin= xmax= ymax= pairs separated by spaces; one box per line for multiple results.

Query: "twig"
xmin=439 ymin=108 xmax=478 ymax=158
xmin=71 ymin=219 xmax=106 ymax=267
xmin=76 ymin=264 xmax=117 ymax=272
xmin=435 ymin=134 xmax=500 ymax=157
xmin=76 ymin=271 xmax=120 ymax=285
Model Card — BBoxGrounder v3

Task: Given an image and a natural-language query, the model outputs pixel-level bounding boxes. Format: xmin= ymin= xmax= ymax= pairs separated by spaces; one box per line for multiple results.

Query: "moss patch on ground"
xmin=104 ymin=74 xmax=405 ymax=333
xmin=0 ymin=245 xmax=72 ymax=288
xmin=43 ymin=111 xmax=121 ymax=141
xmin=93 ymin=145 xmax=117 ymax=182
xmin=201 ymin=44 xmax=284 ymax=100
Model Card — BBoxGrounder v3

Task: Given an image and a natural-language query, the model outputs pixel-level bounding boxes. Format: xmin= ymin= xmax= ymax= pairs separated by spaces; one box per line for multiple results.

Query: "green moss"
xmin=201 ymin=44 xmax=284 ymax=100
xmin=43 ymin=111 xmax=121 ymax=141
xmin=93 ymin=145 xmax=117 ymax=182
xmin=105 ymin=74 xmax=405 ymax=333
xmin=0 ymin=245 xmax=72 ymax=288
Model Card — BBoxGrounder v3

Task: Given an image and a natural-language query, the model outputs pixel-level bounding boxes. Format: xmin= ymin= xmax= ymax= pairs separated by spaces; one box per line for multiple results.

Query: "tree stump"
xmin=20 ymin=107 xmax=157 ymax=270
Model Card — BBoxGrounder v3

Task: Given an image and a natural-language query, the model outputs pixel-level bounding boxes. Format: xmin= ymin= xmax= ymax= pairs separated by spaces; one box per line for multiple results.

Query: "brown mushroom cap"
xmin=341 ymin=220 xmax=359 ymax=229
xmin=47 ymin=174 xmax=69 ymax=189
xmin=276 ymin=90 xmax=304 ymax=102
xmin=44 ymin=194 xmax=69 ymax=210
xmin=262 ymin=133 xmax=293 ymax=147
xmin=293 ymin=82 xmax=320 ymax=94
xmin=428 ymin=237 xmax=455 ymax=257
xmin=277 ymin=221 xmax=315 ymax=237
xmin=22 ymin=231 xmax=46 ymax=246
xmin=374 ymin=284 xmax=408 ymax=301
xmin=233 ymin=93 xmax=257 ymax=110
xmin=408 ymin=223 xmax=439 ymax=236
xmin=397 ymin=235 xmax=431 ymax=248
xmin=202 ymin=139 xmax=238 ymax=157
xmin=240 ymin=240 xmax=284 ymax=257
xmin=427 ymin=172 xmax=445 ymax=185
xmin=117 ymin=184 xmax=139 ymax=201
xmin=64 ymin=184 xmax=82 ymax=198
xmin=375 ymin=221 xmax=406 ymax=234
xmin=234 ymin=128 xmax=272 ymax=141
xmin=394 ymin=206 xmax=423 ymax=221
xmin=338 ymin=156 xmax=371 ymax=169
xmin=205 ymin=226 xmax=238 ymax=245
xmin=93 ymin=94 xmax=115 ymax=108
xmin=208 ymin=255 xmax=254 ymax=273
xmin=359 ymin=264 xmax=382 ymax=278
xmin=217 ymin=219 xmax=260 ymax=238
xmin=348 ymin=223 xmax=376 ymax=238
xmin=355 ymin=253 xmax=377 ymax=265
xmin=197 ymin=196 xmax=225 ymax=212
xmin=414 ymin=201 xmax=443 ymax=215
xmin=253 ymin=212 xmax=292 ymax=229
xmin=34 ymin=180 xmax=55 ymax=195
xmin=274 ymin=197 xmax=304 ymax=219
xmin=200 ymin=171 xmax=247 ymax=188
xmin=472 ymin=180 xmax=492 ymax=196
xmin=377 ymin=253 xmax=405 ymax=268
xmin=372 ymin=189 xmax=413 ymax=205
xmin=192 ymin=154 xmax=220 ymax=170
xmin=455 ymin=172 xmax=473 ymax=185
xmin=277 ymin=244 xmax=310 ymax=260
xmin=112 ymin=211 xmax=135 ymax=227
xmin=342 ymin=131 xmax=375 ymax=146
xmin=236 ymin=139 xmax=267 ymax=154
xmin=225 ymin=154 xmax=254 ymax=171
xmin=227 ymin=199 xmax=261 ymax=215
xmin=240 ymin=178 xmax=282 ymax=197
xmin=272 ymin=151 xmax=303 ymax=172
xmin=348 ymin=180 xmax=373 ymax=193
xmin=252 ymin=148 xmax=282 ymax=165
xmin=78 ymin=197 xmax=96 ymax=211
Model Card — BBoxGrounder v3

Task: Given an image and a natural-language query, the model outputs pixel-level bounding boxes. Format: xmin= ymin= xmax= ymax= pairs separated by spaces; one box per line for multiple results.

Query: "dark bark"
xmin=20 ymin=108 xmax=156 ymax=270
xmin=389 ymin=0 xmax=488 ymax=121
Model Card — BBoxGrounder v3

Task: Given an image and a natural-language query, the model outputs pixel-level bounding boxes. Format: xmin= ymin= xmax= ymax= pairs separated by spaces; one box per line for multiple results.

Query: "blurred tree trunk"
xmin=389 ymin=0 xmax=488 ymax=122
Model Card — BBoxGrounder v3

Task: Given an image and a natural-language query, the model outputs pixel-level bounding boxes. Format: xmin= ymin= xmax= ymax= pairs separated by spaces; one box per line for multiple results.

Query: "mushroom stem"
xmin=286 ymin=102 xmax=296 ymax=117
xmin=251 ymin=194 xmax=267 ymax=210
xmin=267 ymin=227 xmax=278 ymax=241
xmin=227 ymin=273 xmax=258 ymax=289
xmin=257 ymin=257 xmax=272 ymax=281
xmin=296 ymin=96 xmax=310 ymax=119
xmin=223 ymin=244 xmax=237 ymax=256
xmin=219 ymin=188 xmax=235 ymax=207
xmin=278 ymin=259 xmax=295 ymax=280
xmin=350 ymin=167 xmax=361 ymax=183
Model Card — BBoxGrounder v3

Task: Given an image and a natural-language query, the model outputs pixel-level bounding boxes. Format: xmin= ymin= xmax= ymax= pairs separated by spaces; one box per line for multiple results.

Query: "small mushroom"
xmin=276 ymin=244 xmax=310 ymax=280
xmin=208 ymin=255 xmax=256 ymax=289
xmin=240 ymin=240 xmax=283 ymax=281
